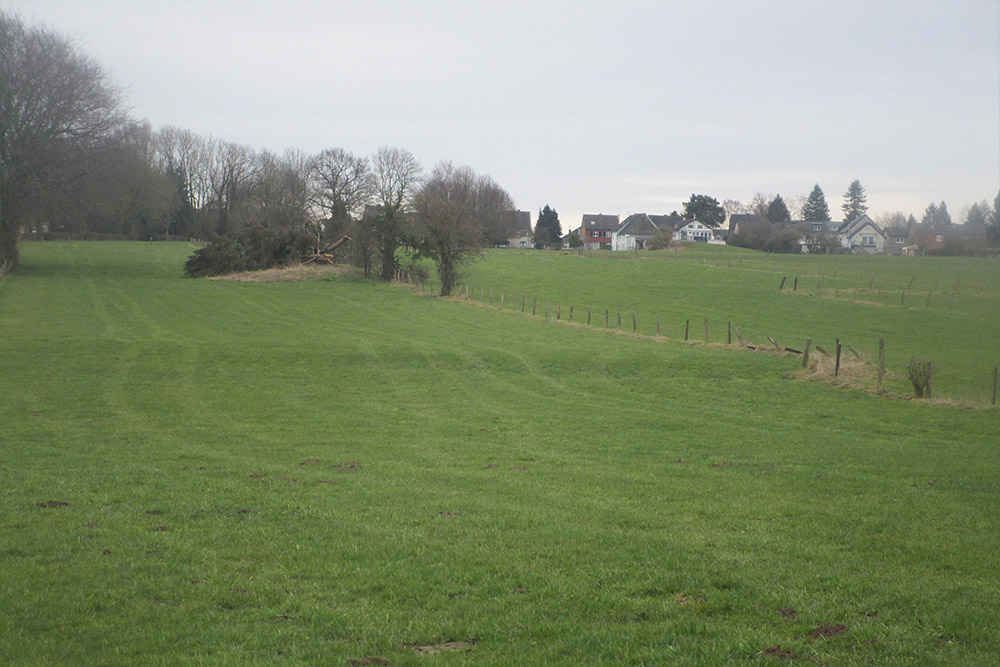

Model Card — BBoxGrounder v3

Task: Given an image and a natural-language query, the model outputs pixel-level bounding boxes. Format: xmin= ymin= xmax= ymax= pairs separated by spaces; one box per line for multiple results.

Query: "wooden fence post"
xmin=684 ymin=319 xmax=690 ymax=341
xmin=500 ymin=293 xmax=504 ymax=310
xmin=657 ymin=317 xmax=661 ymax=336
xmin=779 ymin=276 xmax=786 ymax=290
xmin=877 ymin=339 xmax=885 ymax=391
xmin=793 ymin=276 xmax=798 ymax=291
xmin=633 ymin=313 xmax=637 ymax=333
xmin=522 ymin=294 xmax=525 ymax=312
xmin=803 ymin=338 xmax=812 ymax=367
xmin=704 ymin=319 xmax=709 ymax=343
xmin=569 ymin=305 xmax=574 ymax=321
xmin=901 ymin=290 xmax=905 ymax=306
xmin=532 ymin=297 xmax=537 ymax=316
xmin=605 ymin=309 xmax=609 ymax=327
xmin=728 ymin=321 xmax=732 ymax=345
xmin=617 ymin=312 xmax=621 ymax=329
xmin=992 ymin=366 xmax=997 ymax=406
xmin=557 ymin=304 xmax=561 ymax=320
xmin=835 ymin=339 xmax=842 ymax=377
xmin=927 ymin=362 xmax=932 ymax=399
xmin=587 ymin=308 xmax=591 ymax=326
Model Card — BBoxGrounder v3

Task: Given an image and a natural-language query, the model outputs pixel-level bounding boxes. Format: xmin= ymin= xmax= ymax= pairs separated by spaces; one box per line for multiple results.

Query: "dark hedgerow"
xmin=184 ymin=226 xmax=314 ymax=277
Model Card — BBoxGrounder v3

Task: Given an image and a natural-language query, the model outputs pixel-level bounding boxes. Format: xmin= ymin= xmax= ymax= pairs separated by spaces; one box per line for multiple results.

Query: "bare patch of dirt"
xmin=675 ymin=592 xmax=706 ymax=604
xmin=332 ymin=462 xmax=361 ymax=471
xmin=102 ymin=549 xmax=112 ymax=555
xmin=438 ymin=511 xmax=459 ymax=517
xmin=761 ymin=645 xmax=798 ymax=659
xmin=674 ymin=458 xmax=685 ymax=463
xmin=711 ymin=461 xmax=743 ymax=468
xmin=483 ymin=464 xmax=499 ymax=469
xmin=409 ymin=640 xmax=475 ymax=654
xmin=153 ymin=525 xmax=169 ymax=532
xmin=299 ymin=458 xmax=321 ymax=466
xmin=146 ymin=509 xmax=164 ymax=515
xmin=513 ymin=586 xmax=528 ymax=594
xmin=348 ymin=657 xmax=390 ymax=666
xmin=509 ymin=466 xmax=528 ymax=471
xmin=237 ymin=509 xmax=250 ymax=514
xmin=520 ymin=457 xmax=536 ymax=462
xmin=182 ymin=466 xmax=207 ymax=471
xmin=249 ymin=473 xmax=266 ymax=479
xmin=317 ymin=479 xmax=336 ymax=485
xmin=209 ymin=263 xmax=353 ymax=283
xmin=270 ymin=615 xmax=294 ymax=622
xmin=37 ymin=500 xmax=69 ymax=508
xmin=807 ymin=623 xmax=846 ymax=639
xmin=278 ymin=476 xmax=297 ymax=482
xmin=777 ymin=607 xmax=797 ymax=618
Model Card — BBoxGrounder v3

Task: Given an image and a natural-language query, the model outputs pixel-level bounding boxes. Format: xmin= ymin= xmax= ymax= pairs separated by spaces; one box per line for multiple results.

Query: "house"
xmin=580 ymin=214 xmax=620 ymax=250
xmin=906 ymin=222 xmax=989 ymax=255
xmin=838 ymin=214 xmax=886 ymax=254
xmin=502 ymin=210 xmax=533 ymax=248
xmin=673 ymin=219 xmax=715 ymax=242
xmin=613 ymin=213 xmax=661 ymax=250
xmin=884 ymin=225 xmax=909 ymax=255
xmin=785 ymin=220 xmax=842 ymax=254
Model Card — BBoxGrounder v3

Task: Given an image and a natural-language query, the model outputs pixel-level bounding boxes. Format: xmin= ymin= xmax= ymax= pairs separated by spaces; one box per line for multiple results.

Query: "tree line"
xmin=0 ymin=11 xmax=519 ymax=293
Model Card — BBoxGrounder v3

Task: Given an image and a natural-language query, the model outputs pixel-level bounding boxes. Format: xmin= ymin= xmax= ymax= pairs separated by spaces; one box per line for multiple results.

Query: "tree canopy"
xmin=766 ymin=195 xmax=791 ymax=223
xmin=682 ymin=194 xmax=725 ymax=228
xmin=921 ymin=201 xmax=952 ymax=227
xmin=534 ymin=205 xmax=562 ymax=248
xmin=414 ymin=162 xmax=514 ymax=296
xmin=841 ymin=180 xmax=868 ymax=223
xmin=1 ymin=10 xmax=128 ymax=269
xmin=802 ymin=184 xmax=831 ymax=222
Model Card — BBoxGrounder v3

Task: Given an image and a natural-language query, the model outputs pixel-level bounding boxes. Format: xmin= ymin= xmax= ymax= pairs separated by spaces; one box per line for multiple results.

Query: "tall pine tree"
xmin=766 ymin=194 xmax=791 ymax=223
xmin=533 ymin=204 xmax=562 ymax=248
xmin=802 ymin=184 xmax=831 ymax=222
xmin=841 ymin=179 xmax=868 ymax=223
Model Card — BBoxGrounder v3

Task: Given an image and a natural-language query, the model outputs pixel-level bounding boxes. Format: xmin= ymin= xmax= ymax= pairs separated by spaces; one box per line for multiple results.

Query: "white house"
xmin=838 ymin=214 xmax=886 ymax=254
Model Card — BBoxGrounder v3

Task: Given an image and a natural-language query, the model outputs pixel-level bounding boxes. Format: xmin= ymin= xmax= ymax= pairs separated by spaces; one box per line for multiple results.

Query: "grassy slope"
xmin=462 ymin=246 xmax=1000 ymax=402
xmin=1 ymin=242 xmax=998 ymax=665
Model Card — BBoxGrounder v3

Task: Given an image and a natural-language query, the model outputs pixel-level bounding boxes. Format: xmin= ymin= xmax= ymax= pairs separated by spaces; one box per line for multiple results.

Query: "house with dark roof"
xmin=613 ymin=213 xmax=661 ymax=250
xmin=502 ymin=210 xmax=533 ymax=248
xmin=580 ymin=214 xmax=620 ymax=250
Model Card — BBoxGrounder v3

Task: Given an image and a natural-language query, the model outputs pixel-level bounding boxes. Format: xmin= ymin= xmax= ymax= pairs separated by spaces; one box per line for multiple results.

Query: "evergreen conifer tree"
xmin=841 ymin=180 xmax=868 ymax=223
xmin=534 ymin=205 xmax=562 ymax=248
xmin=802 ymin=184 xmax=831 ymax=222
xmin=766 ymin=194 xmax=791 ymax=223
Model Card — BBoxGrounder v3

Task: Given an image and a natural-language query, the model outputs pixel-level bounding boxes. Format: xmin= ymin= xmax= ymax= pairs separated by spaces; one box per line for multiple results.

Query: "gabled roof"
xmin=581 ymin=214 xmax=620 ymax=231
xmin=840 ymin=213 xmax=884 ymax=238
xmin=648 ymin=213 xmax=687 ymax=231
xmin=503 ymin=210 xmax=531 ymax=232
xmin=616 ymin=213 xmax=661 ymax=237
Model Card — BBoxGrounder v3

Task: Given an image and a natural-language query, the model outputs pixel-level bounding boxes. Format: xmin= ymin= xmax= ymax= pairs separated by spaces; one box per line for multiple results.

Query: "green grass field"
xmin=2 ymin=242 xmax=998 ymax=664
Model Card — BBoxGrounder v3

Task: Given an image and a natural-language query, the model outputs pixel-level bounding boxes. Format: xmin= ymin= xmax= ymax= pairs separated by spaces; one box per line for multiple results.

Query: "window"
xmin=895 ymin=237 xmax=904 ymax=244
xmin=862 ymin=235 xmax=875 ymax=246
xmin=813 ymin=224 xmax=823 ymax=231
xmin=936 ymin=235 xmax=943 ymax=242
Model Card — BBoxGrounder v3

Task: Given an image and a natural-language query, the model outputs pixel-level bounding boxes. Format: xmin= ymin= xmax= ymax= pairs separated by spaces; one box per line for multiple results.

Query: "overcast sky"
xmin=8 ymin=0 xmax=1000 ymax=227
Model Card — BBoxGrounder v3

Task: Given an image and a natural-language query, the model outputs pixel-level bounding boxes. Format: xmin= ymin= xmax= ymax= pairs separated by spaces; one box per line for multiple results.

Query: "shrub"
xmin=184 ymin=225 xmax=313 ymax=277
xmin=907 ymin=357 xmax=932 ymax=398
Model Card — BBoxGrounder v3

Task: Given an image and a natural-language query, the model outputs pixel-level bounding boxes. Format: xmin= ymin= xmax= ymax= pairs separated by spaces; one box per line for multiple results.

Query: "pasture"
xmin=1 ymin=241 xmax=998 ymax=664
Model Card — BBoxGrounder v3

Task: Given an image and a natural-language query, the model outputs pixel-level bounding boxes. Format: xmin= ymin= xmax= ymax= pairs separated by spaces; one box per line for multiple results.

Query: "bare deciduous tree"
xmin=1 ymin=10 xmax=128 ymax=269
xmin=308 ymin=148 xmax=371 ymax=235
xmin=414 ymin=162 xmax=514 ymax=296
xmin=370 ymin=146 xmax=421 ymax=281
